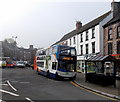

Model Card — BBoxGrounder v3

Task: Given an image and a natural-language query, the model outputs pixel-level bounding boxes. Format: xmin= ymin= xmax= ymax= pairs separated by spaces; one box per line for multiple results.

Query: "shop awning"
xmin=87 ymin=55 xmax=116 ymax=62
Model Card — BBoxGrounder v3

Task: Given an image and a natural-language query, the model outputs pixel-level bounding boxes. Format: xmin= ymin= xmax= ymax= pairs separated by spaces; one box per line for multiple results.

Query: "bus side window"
xmin=52 ymin=62 xmax=57 ymax=70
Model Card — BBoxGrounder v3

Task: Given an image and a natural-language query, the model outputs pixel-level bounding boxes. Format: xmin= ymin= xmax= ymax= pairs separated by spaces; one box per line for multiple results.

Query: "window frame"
xmin=73 ymin=37 xmax=76 ymax=44
xmin=108 ymin=28 xmax=113 ymax=40
xmin=117 ymin=26 xmax=120 ymax=38
xmin=86 ymin=31 xmax=89 ymax=41
xmin=92 ymin=42 xmax=95 ymax=53
xmin=86 ymin=44 xmax=89 ymax=54
xmin=80 ymin=45 xmax=83 ymax=55
xmin=117 ymin=41 xmax=120 ymax=54
xmin=70 ymin=39 xmax=71 ymax=45
xmin=92 ymin=28 xmax=95 ymax=39
xmin=80 ymin=33 xmax=83 ymax=42
xmin=108 ymin=43 xmax=113 ymax=55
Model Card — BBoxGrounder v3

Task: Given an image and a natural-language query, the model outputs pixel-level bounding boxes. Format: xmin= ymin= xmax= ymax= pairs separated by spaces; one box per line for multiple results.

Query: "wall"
xmin=104 ymin=21 xmax=120 ymax=55
xmin=99 ymin=13 xmax=113 ymax=55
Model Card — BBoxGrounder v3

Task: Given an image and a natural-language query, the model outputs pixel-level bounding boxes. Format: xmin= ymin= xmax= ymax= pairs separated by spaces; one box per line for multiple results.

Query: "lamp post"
xmin=12 ymin=36 xmax=18 ymax=60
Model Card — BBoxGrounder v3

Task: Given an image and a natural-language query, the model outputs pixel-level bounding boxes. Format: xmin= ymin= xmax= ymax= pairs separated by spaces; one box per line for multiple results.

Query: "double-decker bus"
xmin=34 ymin=45 xmax=77 ymax=80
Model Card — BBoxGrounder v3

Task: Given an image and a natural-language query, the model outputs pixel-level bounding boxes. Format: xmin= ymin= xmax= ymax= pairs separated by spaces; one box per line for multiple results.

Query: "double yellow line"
xmin=70 ymin=81 xmax=118 ymax=101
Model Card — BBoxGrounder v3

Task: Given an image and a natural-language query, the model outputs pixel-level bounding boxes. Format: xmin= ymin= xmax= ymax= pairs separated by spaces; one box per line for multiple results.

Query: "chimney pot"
xmin=76 ymin=21 xmax=82 ymax=31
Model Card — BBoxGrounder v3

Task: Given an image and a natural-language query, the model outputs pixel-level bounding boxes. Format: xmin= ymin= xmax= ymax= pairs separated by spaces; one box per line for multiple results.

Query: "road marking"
xmin=0 ymin=84 xmax=8 ymax=86
xmin=11 ymin=81 xmax=18 ymax=83
xmin=0 ymin=89 xmax=19 ymax=97
xmin=0 ymin=99 xmax=5 ymax=102
xmin=0 ymin=99 xmax=2 ymax=102
xmin=7 ymin=80 xmax=17 ymax=91
xmin=25 ymin=97 xmax=34 ymax=102
xmin=70 ymin=81 xmax=117 ymax=101
xmin=20 ymin=82 xmax=30 ymax=84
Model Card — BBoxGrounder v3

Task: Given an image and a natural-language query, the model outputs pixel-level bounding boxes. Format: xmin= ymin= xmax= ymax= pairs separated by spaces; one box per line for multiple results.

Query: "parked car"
xmin=0 ymin=61 xmax=6 ymax=68
xmin=6 ymin=61 xmax=16 ymax=68
xmin=24 ymin=61 xmax=31 ymax=67
xmin=16 ymin=61 xmax=25 ymax=68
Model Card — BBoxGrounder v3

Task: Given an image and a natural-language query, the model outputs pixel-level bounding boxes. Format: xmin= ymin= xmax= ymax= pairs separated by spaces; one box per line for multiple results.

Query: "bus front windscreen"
xmin=58 ymin=61 xmax=75 ymax=72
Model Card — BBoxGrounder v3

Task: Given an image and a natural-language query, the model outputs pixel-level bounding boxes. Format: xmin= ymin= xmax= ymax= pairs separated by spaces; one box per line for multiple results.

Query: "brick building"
xmin=103 ymin=2 xmax=120 ymax=76
xmin=1 ymin=40 xmax=37 ymax=64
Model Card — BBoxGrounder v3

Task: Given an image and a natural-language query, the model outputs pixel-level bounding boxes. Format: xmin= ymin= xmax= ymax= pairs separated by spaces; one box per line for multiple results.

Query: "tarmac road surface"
xmin=0 ymin=68 xmax=118 ymax=101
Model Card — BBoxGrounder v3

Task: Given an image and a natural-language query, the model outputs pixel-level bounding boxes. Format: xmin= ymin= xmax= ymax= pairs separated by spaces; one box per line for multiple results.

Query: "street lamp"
xmin=12 ymin=36 xmax=18 ymax=60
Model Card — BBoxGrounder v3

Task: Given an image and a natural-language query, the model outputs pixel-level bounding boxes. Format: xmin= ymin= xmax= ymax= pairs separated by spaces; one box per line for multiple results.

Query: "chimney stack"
xmin=111 ymin=1 xmax=120 ymax=17
xmin=76 ymin=21 xmax=82 ymax=31
xmin=29 ymin=45 xmax=33 ymax=49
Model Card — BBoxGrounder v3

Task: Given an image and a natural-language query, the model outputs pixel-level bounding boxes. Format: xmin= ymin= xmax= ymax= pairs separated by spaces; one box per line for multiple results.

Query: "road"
xmin=0 ymin=67 xmax=117 ymax=101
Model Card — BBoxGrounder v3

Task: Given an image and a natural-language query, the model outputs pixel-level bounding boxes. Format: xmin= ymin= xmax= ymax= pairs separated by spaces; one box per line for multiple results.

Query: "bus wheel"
xmin=47 ymin=71 xmax=49 ymax=78
xmin=37 ymin=68 xmax=38 ymax=72
xmin=55 ymin=73 xmax=59 ymax=80
xmin=37 ymin=68 xmax=40 ymax=75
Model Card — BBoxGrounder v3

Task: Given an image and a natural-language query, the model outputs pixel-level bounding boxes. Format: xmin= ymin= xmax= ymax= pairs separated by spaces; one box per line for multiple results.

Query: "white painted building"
xmin=52 ymin=11 xmax=113 ymax=72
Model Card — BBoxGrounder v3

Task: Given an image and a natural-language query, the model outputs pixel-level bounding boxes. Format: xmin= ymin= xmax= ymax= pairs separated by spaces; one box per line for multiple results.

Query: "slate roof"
xmin=59 ymin=30 xmax=77 ymax=42
xmin=52 ymin=11 xmax=111 ymax=46
xmin=77 ymin=11 xmax=111 ymax=33
xmin=104 ymin=13 xmax=120 ymax=27
xmin=51 ymin=40 xmax=61 ymax=46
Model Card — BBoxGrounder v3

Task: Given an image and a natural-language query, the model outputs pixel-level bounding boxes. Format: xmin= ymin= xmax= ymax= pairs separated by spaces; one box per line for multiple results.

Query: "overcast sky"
xmin=0 ymin=0 xmax=119 ymax=48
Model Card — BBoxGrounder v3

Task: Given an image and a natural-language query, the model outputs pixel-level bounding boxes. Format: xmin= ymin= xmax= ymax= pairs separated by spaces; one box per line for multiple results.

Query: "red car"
xmin=6 ymin=61 xmax=16 ymax=68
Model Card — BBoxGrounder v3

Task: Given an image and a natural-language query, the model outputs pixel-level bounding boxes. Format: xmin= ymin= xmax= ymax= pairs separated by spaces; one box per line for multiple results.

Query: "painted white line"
xmin=11 ymin=81 xmax=18 ymax=83
xmin=0 ymin=89 xmax=19 ymax=97
xmin=20 ymin=82 xmax=30 ymax=84
xmin=0 ymin=84 xmax=8 ymax=86
xmin=25 ymin=97 xmax=34 ymax=102
xmin=0 ymin=99 xmax=2 ymax=102
xmin=6 ymin=80 xmax=17 ymax=91
xmin=0 ymin=99 xmax=5 ymax=102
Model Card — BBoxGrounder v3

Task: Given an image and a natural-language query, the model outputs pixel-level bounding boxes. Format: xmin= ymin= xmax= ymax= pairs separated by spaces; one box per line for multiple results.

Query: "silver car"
xmin=16 ymin=61 xmax=25 ymax=68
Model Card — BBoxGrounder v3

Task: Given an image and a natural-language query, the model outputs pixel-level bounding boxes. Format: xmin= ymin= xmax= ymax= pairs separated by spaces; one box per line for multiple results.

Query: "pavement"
xmin=74 ymin=72 xmax=120 ymax=100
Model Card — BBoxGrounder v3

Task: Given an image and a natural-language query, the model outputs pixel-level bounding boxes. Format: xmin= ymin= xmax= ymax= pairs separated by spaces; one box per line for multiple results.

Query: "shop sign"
xmin=112 ymin=54 xmax=120 ymax=59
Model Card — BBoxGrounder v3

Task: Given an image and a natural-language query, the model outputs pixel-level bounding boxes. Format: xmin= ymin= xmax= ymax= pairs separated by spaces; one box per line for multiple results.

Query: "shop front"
xmin=112 ymin=54 xmax=120 ymax=79
xmin=85 ymin=55 xmax=117 ymax=87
